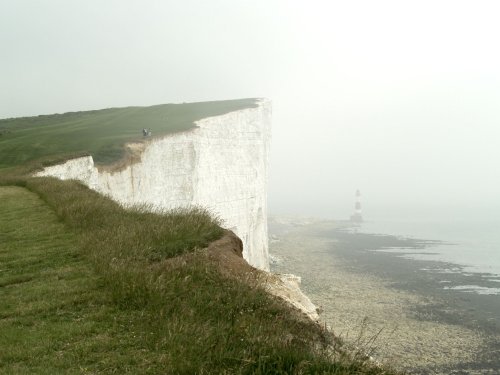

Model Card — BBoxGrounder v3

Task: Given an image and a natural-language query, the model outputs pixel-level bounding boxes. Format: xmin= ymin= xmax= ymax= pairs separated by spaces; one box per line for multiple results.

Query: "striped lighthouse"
xmin=350 ymin=189 xmax=363 ymax=223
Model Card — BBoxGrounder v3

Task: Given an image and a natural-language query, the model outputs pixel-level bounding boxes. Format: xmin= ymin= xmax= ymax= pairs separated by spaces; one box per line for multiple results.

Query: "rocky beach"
xmin=269 ymin=218 xmax=500 ymax=374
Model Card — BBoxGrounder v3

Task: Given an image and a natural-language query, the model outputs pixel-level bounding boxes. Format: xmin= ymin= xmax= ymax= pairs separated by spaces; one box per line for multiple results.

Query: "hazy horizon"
xmin=2 ymin=0 xmax=499 ymax=221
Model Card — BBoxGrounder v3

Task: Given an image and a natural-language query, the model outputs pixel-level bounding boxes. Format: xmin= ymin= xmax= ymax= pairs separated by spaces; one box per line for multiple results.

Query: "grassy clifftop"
xmin=0 ymin=98 xmax=257 ymax=169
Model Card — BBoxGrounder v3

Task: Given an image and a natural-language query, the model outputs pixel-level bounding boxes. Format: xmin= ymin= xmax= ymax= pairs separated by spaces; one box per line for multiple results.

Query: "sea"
xmin=357 ymin=216 xmax=500 ymax=295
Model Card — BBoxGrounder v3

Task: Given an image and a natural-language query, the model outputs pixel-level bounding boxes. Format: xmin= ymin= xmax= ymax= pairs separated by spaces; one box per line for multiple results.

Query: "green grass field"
xmin=0 ymin=184 xmax=229 ymax=373
xmin=0 ymin=99 xmax=256 ymax=169
xmin=0 ymin=100 xmax=401 ymax=374
xmin=0 ymin=186 xmax=124 ymax=374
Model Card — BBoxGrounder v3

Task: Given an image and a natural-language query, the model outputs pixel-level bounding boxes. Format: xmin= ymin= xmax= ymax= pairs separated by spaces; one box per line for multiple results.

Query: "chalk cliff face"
xmin=35 ymin=99 xmax=271 ymax=270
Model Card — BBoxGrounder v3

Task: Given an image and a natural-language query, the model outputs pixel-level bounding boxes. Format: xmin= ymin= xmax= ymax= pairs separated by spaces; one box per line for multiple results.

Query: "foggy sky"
xmin=2 ymin=0 xmax=499 ymax=220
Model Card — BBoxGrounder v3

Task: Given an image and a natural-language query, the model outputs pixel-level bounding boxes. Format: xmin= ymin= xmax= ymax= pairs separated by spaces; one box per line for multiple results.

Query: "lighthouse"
xmin=350 ymin=189 xmax=363 ymax=223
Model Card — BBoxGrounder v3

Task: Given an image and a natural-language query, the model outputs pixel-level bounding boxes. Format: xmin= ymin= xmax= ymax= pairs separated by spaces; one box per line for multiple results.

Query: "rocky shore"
xmin=269 ymin=218 xmax=500 ymax=374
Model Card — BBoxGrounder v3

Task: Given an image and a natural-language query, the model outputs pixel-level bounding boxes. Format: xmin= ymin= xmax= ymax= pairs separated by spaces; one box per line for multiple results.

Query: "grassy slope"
xmin=0 ymin=99 xmax=257 ymax=168
xmin=0 ymin=186 xmax=120 ymax=374
xmin=0 ymin=184 xmax=225 ymax=374
xmin=0 ymin=180 xmax=398 ymax=374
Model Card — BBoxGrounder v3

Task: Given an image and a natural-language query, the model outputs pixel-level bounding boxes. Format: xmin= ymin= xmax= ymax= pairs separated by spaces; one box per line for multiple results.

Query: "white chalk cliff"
xmin=35 ymin=98 xmax=321 ymax=320
xmin=36 ymin=99 xmax=271 ymax=270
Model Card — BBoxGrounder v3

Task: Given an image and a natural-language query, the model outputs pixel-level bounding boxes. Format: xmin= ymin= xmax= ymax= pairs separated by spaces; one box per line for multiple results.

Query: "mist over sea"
xmin=357 ymin=212 xmax=500 ymax=295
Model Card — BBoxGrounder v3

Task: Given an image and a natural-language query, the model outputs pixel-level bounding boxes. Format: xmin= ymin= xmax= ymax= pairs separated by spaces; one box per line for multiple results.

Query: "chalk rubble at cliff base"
xmin=263 ymin=273 xmax=320 ymax=321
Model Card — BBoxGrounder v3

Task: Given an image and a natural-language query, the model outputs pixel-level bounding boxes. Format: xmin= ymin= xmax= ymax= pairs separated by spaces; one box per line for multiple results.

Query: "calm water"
xmin=358 ymin=218 xmax=500 ymax=294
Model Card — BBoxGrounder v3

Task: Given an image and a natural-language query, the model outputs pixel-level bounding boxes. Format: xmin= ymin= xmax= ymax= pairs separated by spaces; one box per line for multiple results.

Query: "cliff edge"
xmin=35 ymin=99 xmax=271 ymax=270
xmin=34 ymin=98 xmax=319 ymax=320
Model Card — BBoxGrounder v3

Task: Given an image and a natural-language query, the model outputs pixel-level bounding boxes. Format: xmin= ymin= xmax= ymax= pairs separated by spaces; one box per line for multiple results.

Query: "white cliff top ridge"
xmin=0 ymin=98 xmax=260 ymax=169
